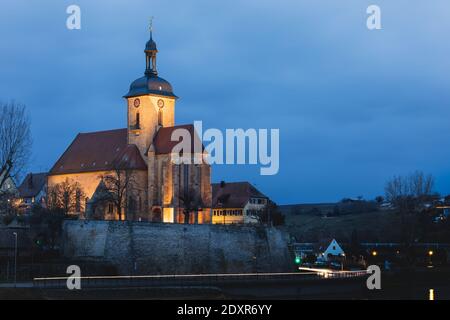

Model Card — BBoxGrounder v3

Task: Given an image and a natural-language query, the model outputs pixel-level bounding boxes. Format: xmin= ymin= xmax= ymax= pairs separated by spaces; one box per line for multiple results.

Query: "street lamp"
xmin=13 ymin=232 xmax=17 ymax=287
xmin=428 ymin=250 xmax=434 ymax=266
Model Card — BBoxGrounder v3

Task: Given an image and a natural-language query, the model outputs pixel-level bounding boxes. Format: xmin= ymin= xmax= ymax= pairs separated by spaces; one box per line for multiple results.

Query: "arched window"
xmin=158 ymin=109 xmax=163 ymax=126
xmin=136 ymin=112 xmax=140 ymax=128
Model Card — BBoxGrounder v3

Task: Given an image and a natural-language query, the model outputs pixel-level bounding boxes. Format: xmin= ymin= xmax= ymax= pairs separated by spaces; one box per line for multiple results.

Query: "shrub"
xmin=2 ymin=214 xmax=15 ymax=225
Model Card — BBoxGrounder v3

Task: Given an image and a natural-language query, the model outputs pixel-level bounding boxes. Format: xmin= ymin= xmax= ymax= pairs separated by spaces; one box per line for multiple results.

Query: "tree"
xmin=0 ymin=101 xmax=32 ymax=189
xmin=29 ymin=204 xmax=65 ymax=249
xmin=99 ymin=166 xmax=140 ymax=221
xmin=0 ymin=190 xmax=16 ymax=215
xmin=47 ymin=178 xmax=85 ymax=214
xmin=385 ymin=171 xmax=434 ymax=208
xmin=384 ymin=171 xmax=435 ymax=244
xmin=259 ymin=200 xmax=285 ymax=226
xmin=375 ymin=196 xmax=384 ymax=204
xmin=179 ymin=190 xmax=201 ymax=224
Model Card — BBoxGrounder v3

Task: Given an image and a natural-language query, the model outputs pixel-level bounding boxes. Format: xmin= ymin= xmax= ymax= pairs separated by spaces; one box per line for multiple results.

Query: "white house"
xmin=316 ymin=238 xmax=345 ymax=262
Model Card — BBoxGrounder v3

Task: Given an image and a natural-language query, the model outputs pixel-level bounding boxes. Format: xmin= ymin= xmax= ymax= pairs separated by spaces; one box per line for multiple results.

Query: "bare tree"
xmin=0 ymin=101 xmax=32 ymax=189
xmin=100 ymin=167 xmax=139 ymax=221
xmin=179 ymin=190 xmax=201 ymax=224
xmin=384 ymin=171 xmax=435 ymax=244
xmin=385 ymin=171 xmax=434 ymax=210
xmin=47 ymin=178 xmax=86 ymax=214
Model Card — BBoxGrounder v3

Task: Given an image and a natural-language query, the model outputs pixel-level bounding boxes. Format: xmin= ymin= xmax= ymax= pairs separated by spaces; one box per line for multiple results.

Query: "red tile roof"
xmin=49 ymin=128 xmax=147 ymax=175
xmin=212 ymin=181 xmax=267 ymax=208
xmin=152 ymin=124 xmax=204 ymax=155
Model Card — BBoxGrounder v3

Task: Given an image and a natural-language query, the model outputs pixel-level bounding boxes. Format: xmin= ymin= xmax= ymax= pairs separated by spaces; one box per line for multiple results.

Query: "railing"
xmin=33 ymin=270 xmax=368 ymax=289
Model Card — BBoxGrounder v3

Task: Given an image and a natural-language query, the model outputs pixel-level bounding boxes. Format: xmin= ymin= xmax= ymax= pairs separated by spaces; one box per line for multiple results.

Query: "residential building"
xmin=316 ymin=238 xmax=346 ymax=262
xmin=16 ymin=172 xmax=47 ymax=212
xmin=212 ymin=181 xmax=268 ymax=224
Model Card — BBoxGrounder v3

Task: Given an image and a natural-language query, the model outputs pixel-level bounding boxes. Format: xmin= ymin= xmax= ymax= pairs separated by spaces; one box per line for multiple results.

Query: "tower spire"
xmin=145 ymin=17 xmax=158 ymax=76
xmin=149 ymin=16 xmax=154 ymax=39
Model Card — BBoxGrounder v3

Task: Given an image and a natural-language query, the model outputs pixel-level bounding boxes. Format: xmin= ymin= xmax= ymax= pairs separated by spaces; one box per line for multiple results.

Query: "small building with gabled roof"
xmin=16 ymin=172 xmax=47 ymax=212
xmin=211 ymin=181 xmax=269 ymax=224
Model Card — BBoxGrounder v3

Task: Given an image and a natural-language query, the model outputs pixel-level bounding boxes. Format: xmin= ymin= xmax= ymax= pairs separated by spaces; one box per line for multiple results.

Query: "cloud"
xmin=1 ymin=0 xmax=450 ymax=203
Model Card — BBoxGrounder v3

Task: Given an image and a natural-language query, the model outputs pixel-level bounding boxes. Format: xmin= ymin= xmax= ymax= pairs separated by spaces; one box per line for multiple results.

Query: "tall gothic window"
xmin=158 ymin=109 xmax=163 ymax=126
xmin=75 ymin=190 xmax=81 ymax=212
xmin=183 ymin=164 xmax=189 ymax=197
xmin=136 ymin=112 xmax=140 ymax=128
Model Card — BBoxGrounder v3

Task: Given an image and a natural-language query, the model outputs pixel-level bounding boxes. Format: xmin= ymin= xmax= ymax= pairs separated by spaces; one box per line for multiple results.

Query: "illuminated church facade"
xmin=47 ymin=31 xmax=212 ymax=224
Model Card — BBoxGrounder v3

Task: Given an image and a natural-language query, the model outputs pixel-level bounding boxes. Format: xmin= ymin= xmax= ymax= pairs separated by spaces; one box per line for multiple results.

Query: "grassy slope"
xmin=280 ymin=205 xmax=401 ymax=242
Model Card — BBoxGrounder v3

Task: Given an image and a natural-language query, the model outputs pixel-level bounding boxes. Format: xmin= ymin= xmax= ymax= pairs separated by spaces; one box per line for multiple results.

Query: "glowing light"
xmin=372 ymin=251 xmax=377 ymax=257
xmin=429 ymin=289 xmax=434 ymax=300
xmin=428 ymin=250 xmax=434 ymax=256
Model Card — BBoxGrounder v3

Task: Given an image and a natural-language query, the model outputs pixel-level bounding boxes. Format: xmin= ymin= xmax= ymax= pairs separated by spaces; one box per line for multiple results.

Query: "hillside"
xmin=280 ymin=204 xmax=401 ymax=242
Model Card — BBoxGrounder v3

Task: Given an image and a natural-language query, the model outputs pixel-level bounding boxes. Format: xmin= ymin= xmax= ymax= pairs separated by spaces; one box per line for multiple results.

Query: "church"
xmin=47 ymin=30 xmax=212 ymax=224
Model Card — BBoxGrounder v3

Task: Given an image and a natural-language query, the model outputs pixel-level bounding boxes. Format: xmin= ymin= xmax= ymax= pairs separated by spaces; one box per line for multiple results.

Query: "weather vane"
xmin=149 ymin=16 xmax=154 ymax=37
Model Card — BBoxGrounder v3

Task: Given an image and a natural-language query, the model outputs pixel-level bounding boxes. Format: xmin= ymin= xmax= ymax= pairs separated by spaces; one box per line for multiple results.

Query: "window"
xmin=183 ymin=164 xmax=189 ymax=196
xmin=136 ymin=112 xmax=140 ymax=128
xmin=158 ymin=109 xmax=163 ymax=126
xmin=108 ymin=203 xmax=114 ymax=214
xmin=128 ymin=196 xmax=135 ymax=213
xmin=75 ymin=190 xmax=81 ymax=212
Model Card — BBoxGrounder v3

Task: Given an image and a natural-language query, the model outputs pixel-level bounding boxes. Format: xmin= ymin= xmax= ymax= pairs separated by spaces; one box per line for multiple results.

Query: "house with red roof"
xmin=212 ymin=181 xmax=269 ymax=224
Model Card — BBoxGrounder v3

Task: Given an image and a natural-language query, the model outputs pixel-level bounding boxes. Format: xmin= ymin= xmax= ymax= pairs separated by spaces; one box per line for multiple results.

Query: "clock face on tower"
xmin=157 ymin=99 xmax=164 ymax=108
xmin=133 ymin=98 xmax=140 ymax=108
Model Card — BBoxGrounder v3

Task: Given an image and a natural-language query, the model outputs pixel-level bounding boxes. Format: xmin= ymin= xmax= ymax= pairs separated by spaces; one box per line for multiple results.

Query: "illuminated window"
xmin=136 ymin=112 xmax=140 ymax=128
xmin=158 ymin=109 xmax=163 ymax=126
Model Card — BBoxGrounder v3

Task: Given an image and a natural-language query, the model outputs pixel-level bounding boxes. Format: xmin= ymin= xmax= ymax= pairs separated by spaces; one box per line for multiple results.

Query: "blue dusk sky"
xmin=1 ymin=0 xmax=450 ymax=204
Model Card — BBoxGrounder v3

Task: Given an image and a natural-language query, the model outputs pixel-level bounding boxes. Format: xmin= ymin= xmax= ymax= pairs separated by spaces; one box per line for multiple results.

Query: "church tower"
xmin=124 ymin=25 xmax=177 ymax=159
xmin=123 ymin=23 xmax=212 ymax=224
